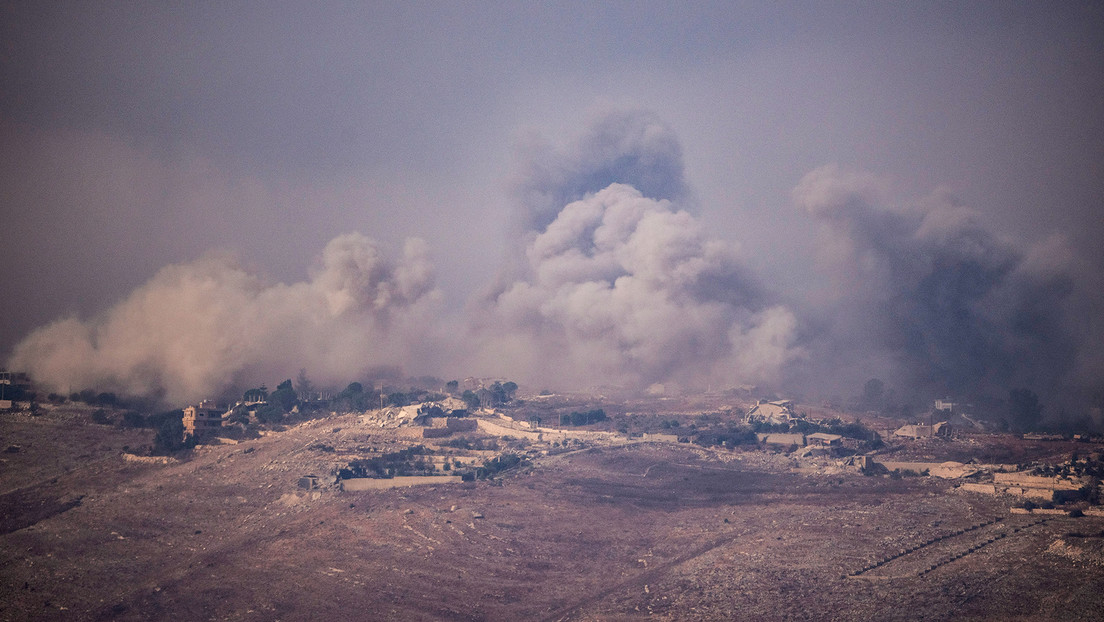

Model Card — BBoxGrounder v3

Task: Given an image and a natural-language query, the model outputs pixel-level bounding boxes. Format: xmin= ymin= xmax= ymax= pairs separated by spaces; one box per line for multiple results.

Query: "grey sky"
xmin=2 ymin=2 xmax=1102 ymax=404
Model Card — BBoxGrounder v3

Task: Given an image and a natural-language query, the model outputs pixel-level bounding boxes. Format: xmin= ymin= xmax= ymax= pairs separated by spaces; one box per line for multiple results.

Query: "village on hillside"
xmin=4 ymin=368 xmax=1091 ymax=517
xmin=5 ymin=371 xmax=1104 ymax=619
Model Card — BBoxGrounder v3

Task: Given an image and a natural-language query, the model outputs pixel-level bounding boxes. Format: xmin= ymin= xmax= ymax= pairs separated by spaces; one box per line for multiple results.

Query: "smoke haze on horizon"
xmin=2 ymin=3 xmax=1102 ymax=416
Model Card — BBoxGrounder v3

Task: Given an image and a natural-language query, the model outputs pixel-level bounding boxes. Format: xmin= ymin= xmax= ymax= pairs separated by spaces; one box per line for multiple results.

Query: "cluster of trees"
xmin=384 ymin=388 xmax=446 ymax=408
xmin=558 ymin=409 xmax=607 ymax=426
xmin=461 ymin=390 xmax=480 ymax=409
xmin=748 ymin=416 xmax=880 ymax=443
xmin=693 ymin=426 xmax=759 ymax=448
xmin=458 ymin=381 xmax=519 ymax=410
xmin=153 ymin=415 xmax=196 ymax=454
xmin=50 ymin=389 xmax=116 ymax=406
xmin=463 ymin=453 xmax=528 ymax=481
xmin=337 ymin=446 xmax=436 ymax=479
xmin=485 ymin=381 xmax=518 ymax=406
xmin=443 ymin=436 xmax=498 ymax=451
xmin=330 ymin=382 xmax=372 ymax=411
xmin=328 ymin=381 xmax=453 ymax=412
xmin=248 ymin=379 xmax=298 ymax=424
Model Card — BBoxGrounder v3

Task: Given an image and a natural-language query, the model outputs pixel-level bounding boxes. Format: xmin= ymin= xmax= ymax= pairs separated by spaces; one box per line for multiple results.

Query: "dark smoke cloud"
xmin=793 ymin=165 xmax=1083 ymax=404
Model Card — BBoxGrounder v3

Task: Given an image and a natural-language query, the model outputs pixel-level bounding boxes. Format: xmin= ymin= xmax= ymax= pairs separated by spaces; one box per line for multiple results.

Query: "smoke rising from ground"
xmin=510 ymin=109 xmax=688 ymax=238
xmin=8 ymin=112 xmax=1099 ymax=413
xmin=472 ymin=182 xmax=801 ymax=391
xmin=10 ymin=234 xmax=443 ymax=404
xmin=470 ymin=111 xmax=801 ymax=391
xmin=794 ymin=164 xmax=1084 ymax=405
xmin=10 ymin=110 xmax=803 ymax=401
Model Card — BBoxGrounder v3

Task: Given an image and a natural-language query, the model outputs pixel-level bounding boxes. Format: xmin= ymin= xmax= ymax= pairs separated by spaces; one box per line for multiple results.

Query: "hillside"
xmin=2 ymin=404 xmax=1104 ymax=621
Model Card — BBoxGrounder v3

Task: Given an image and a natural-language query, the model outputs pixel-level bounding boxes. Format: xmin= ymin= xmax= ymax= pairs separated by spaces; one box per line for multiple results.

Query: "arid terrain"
xmin=3 ymin=400 xmax=1104 ymax=621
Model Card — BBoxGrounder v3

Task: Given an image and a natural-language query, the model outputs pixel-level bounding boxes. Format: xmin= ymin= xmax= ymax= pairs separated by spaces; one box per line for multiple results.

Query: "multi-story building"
xmin=182 ymin=400 xmax=223 ymax=437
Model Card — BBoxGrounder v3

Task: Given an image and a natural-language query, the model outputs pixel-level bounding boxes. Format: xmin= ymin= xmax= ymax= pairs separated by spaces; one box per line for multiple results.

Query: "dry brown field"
xmin=2 ymin=406 xmax=1103 ymax=621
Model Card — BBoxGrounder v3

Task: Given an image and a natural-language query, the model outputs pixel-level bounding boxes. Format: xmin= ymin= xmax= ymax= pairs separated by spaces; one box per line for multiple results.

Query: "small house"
xmin=806 ymin=432 xmax=843 ymax=447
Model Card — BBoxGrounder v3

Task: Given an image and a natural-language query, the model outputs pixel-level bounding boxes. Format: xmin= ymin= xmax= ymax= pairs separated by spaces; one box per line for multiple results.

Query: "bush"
xmin=255 ymin=403 xmax=285 ymax=424
xmin=269 ymin=380 xmax=298 ymax=413
xmin=473 ymin=453 xmax=529 ymax=479
xmin=338 ymin=446 xmax=435 ymax=479
xmin=444 ymin=436 xmax=498 ymax=451
xmin=462 ymin=390 xmax=481 ymax=409
xmin=693 ymin=426 xmax=758 ymax=448
xmin=152 ymin=416 xmax=195 ymax=455
xmin=562 ymin=409 xmax=606 ymax=426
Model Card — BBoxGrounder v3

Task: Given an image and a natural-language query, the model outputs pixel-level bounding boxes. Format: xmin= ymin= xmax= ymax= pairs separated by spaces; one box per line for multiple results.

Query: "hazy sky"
xmin=2 ymin=2 xmax=1102 ymax=406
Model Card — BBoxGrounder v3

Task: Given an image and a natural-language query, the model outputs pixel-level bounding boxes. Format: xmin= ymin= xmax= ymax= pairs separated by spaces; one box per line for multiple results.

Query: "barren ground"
xmin=2 ymin=406 xmax=1103 ymax=621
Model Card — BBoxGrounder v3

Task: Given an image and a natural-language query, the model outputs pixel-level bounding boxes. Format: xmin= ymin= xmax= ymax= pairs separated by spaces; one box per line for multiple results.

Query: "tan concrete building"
xmin=894 ymin=421 xmax=950 ymax=439
xmin=182 ymin=400 xmax=223 ymax=437
xmin=806 ymin=432 xmax=843 ymax=447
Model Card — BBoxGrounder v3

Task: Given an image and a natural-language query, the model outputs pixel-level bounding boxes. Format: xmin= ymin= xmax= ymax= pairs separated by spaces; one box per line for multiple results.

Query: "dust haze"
xmin=3 ymin=3 xmax=1103 ymax=424
xmin=9 ymin=111 xmax=1100 ymax=421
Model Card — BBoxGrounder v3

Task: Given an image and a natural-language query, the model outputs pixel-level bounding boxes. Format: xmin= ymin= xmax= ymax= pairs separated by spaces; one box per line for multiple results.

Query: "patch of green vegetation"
xmin=337 ymin=446 xmax=436 ymax=479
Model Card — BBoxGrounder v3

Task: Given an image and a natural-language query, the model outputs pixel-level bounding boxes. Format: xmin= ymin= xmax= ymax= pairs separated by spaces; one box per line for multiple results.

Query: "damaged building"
xmin=745 ymin=399 xmax=796 ymax=425
xmin=182 ymin=400 xmax=224 ymax=437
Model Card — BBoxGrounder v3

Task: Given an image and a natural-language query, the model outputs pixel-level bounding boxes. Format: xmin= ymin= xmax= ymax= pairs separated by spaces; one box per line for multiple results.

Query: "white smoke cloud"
xmin=9 ymin=109 xmax=801 ymax=403
xmin=10 ymin=233 xmax=442 ymax=404
xmin=15 ymin=112 xmax=1093 ymax=411
xmin=472 ymin=183 xmax=802 ymax=390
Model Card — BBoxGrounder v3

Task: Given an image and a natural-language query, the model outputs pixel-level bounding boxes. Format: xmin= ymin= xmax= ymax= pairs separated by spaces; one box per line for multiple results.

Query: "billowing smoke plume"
xmin=794 ymin=164 xmax=1081 ymax=404
xmin=12 ymin=111 xmax=1095 ymax=410
xmin=10 ymin=233 xmax=443 ymax=404
xmin=471 ymin=111 xmax=802 ymax=391
xmin=9 ymin=110 xmax=801 ymax=402
xmin=476 ymin=183 xmax=800 ymax=389
xmin=510 ymin=108 xmax=688 ymax=237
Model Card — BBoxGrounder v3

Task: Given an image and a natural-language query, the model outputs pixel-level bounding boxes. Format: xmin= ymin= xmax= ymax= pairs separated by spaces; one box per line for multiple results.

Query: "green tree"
xmin=446 ymin=380 xmax=459 ymax=395
xmin=270 ymin=379 xmax=298 ymax=413
xmin=462 ymin=390 xmax=480 ymax=409
xmin=255 ymin=402 xmax=285 ymax=424
xmin=333 ymin=382 xmax=370 ymax=412
xmin=153 ymin=414 xmax=195 ymax=454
